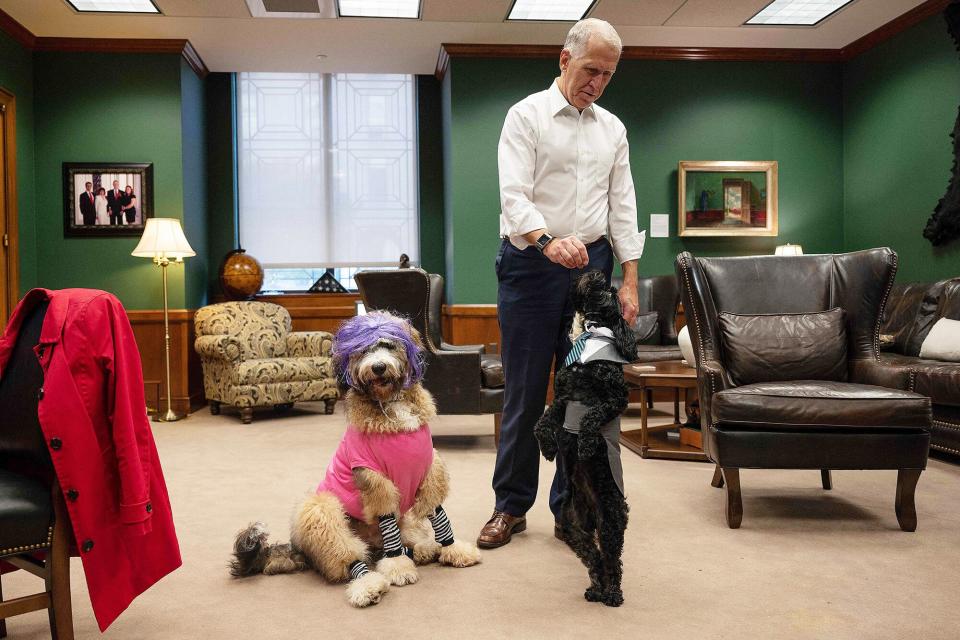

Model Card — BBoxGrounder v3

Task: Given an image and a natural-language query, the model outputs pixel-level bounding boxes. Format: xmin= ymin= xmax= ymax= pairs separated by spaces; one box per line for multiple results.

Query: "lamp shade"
xmin=132 ymin=218 xmax=196 ymax=260
xmin=774 ymin=243 xmax=803 ymax=256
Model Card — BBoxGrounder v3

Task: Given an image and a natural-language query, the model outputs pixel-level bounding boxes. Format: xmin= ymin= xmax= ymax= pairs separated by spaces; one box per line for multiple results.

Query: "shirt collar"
xmin=548 ymin=79 xmax=595 ymax=118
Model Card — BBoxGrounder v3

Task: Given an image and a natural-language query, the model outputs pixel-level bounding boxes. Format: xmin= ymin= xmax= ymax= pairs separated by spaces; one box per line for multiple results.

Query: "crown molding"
xmin=0 ymin=8 xmax=208 ymax=78
xmin=840 ymin=0 xmax=954 ymax=60
xmin=435 ymin=0 xmax=956 ymax=79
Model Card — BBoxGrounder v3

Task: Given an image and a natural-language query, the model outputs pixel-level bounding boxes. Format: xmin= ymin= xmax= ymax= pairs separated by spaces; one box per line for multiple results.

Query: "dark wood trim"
xmin=840 ymin=0 xmax=954 ymax=60
xmin=435 ymin=1 xmax=955 ymax=78
xmin=0 ymin=8 xmax=208 ymax=78
xmin=0 ymin=87 xmax=19 ymax=333
xmin=0 ymin=7 xmax=36 ymax=49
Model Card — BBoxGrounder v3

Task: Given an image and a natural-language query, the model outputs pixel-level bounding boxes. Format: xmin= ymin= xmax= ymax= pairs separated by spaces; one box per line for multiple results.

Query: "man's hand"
xmin=618 ymin=286 xmax=638 ymax=326
xmin=543 ymin=236 xmax=589 ymax=269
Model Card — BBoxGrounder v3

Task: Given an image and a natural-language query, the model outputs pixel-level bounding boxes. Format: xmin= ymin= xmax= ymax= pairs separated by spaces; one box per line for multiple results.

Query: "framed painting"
xmin=63 ymin=162 xmax=153 ymax=237
xmin=678 ymin=161 xmax=778 ymax=237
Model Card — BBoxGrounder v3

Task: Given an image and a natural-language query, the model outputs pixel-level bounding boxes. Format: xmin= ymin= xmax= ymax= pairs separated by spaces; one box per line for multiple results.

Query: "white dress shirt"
xmin=498 ymin=79 xmax=646 ymax=264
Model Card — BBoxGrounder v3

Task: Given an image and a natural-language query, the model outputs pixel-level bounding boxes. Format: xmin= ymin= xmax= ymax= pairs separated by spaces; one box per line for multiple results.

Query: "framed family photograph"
xmin=678 ymin=160 xmax=778 ymax=237
xmin=63 ymin=162 xmax=153 ymax=237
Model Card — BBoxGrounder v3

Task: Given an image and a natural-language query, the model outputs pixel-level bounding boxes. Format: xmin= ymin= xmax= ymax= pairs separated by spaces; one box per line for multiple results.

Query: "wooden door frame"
xmin=0 ymin=85 xmax=19 ymax=328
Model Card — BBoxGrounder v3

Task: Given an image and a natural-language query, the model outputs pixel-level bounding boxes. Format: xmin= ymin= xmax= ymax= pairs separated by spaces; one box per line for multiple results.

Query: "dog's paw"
xmin=584 ymin=586 xmax=603 ymax=602
xmin=376 ymin=553 xmax=419 ymax=586
xmin=601 ymin=587 xmax=624 ymax=608
xmin=537 ymin=437 xmax=558 ymax=461
xmin=412 ymin=540 xmax=442 ymax=565
xmin=438 ymin=540 xmax=482 ymax=568
xmin=345 ymin=571 xmax=390 ymax=608
xmin=577 ymin=435 xmax=602 ymax=460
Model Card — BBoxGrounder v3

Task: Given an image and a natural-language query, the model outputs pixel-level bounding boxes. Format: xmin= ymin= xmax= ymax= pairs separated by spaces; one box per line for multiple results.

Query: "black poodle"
xmin=534 ymin=270 xmax=638 ymax=607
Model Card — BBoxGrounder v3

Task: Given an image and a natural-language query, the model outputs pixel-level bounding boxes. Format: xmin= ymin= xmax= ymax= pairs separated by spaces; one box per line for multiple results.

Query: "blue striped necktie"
xmin=564 ymin=331 xmax=592 ymax=368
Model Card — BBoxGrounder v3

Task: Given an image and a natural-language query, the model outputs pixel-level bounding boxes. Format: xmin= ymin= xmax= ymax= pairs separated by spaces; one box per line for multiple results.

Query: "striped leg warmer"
xmin=429 ymin=506 xmax=455 ymax=546
xmin=378 ymin=514 xmax=412 ymax=558
xmin=349 ymin=560 xmax=369 ymax=580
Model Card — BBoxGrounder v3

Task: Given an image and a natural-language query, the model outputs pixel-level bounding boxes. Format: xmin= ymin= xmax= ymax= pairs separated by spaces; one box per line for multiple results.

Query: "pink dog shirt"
xmin=316 ymin=424 xmax=434 ymax=521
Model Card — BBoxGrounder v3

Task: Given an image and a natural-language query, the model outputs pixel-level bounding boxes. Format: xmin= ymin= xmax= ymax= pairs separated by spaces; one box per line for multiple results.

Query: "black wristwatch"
xmin=534 ymin=233 xmax=555 ymax=253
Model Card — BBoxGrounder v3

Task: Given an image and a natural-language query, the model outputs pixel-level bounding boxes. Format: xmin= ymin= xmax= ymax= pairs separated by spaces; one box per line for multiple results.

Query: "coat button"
xmin=37 ymin=387 xmax=44 ymax=400
xmin=146 ymin=503 xmax=152 ymax=513
xmin=82 ymin=539 xmax=94 ymax=553
xmin=66 ymin=489 xmax=79 ymax=501
xmin=50 ymin=437 xmax=62 ymax=450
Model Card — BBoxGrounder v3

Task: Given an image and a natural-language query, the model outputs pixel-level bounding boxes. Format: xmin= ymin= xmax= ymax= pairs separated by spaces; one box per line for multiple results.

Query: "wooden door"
xmin=0 ymin=87 xmax=18 ymax=331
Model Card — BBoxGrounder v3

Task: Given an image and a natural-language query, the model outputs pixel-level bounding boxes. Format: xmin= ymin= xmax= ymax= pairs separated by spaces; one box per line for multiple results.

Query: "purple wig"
xmin=332 ymin=311 xmax=426 ymax=389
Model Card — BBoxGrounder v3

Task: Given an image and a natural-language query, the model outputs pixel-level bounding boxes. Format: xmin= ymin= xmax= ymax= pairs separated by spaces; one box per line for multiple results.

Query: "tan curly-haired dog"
xmin=230 ymin=312 xmax=481 ymax=607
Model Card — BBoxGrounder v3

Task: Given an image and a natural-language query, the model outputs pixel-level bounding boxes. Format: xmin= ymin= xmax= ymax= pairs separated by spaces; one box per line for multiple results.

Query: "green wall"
xmin=180 ymin=59 xmax=208 ymax=308
xmin=417 ymin=74 xmax=445 ymax=278
xmin=0 ymin=29 xmax=36 ymax=291
xmin=31 ymin=50 xmax=205 ymax=310
xmin=843 ymin=13 xmax=960 ymax=282
xmin=205 ymin=72 xmax=239 ymax=296
xmin=444 ymin=57 xmax=845 ymax=303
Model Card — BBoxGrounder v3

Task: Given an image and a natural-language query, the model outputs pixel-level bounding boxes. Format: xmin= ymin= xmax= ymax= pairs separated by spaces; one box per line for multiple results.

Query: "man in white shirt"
xmin=478 ymin=18 xmax=646 ymax=549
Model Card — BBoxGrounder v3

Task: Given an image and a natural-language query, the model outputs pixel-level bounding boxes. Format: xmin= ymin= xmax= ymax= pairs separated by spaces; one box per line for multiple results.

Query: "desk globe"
xmin=219 ymin=249 xmax=264 ymax=300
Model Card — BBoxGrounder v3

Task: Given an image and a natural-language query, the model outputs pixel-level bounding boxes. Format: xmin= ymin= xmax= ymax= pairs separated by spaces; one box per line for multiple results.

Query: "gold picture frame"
xmin=678 ymin=161 xmax=778 ymax=237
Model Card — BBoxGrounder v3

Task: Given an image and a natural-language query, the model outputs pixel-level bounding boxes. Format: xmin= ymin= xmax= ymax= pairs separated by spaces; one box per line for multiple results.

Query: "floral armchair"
xmin=193 ymin=301 xmax=339 ymax=423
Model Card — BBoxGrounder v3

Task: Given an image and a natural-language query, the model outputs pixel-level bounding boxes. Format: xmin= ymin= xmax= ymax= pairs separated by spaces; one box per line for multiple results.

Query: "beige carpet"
xmin=5 ymin=400 xmax=960 ymax=640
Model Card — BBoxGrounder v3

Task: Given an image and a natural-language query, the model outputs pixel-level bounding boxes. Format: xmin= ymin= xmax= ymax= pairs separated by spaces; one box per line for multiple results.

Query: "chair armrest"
xmin=194 ymin=335 xmax=242 ymax=362
xmin=848 ymin=357 xmax=912 ymax=391
xmin=286 ymin=331 xmax=334 ymax=358
xmin=440 ymin=341 xmax=485 ymax=354
xmin=424 ymin=349 xmax=484 ymax=413
xmin=698 ymin=359 xmax=732 ymax=428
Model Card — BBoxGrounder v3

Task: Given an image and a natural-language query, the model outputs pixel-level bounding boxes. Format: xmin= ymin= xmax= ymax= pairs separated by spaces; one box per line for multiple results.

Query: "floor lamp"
xmin=132 ymin=218 xmax=196 ymax=422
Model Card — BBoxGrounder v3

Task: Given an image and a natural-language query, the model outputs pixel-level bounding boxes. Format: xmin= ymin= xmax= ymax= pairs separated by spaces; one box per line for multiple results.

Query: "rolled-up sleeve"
xmin=607 ymin=125 xmax=645 ymax=264
xmin=498 ymin=106 xmax=546 ymax=237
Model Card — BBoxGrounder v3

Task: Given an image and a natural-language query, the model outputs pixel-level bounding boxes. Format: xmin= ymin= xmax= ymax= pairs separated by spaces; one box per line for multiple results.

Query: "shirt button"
xmin=37 ymin=387 xmax=44 ymax=400
xmin=49 ymin=437 xmax=62 ymax=450
xmin=82 ymin=539 xmax=94 ymax=553
xmin=146 ymin=503 xmax=153 ymax=513
xmin=66 ymin=489 xmax=79 ymax=501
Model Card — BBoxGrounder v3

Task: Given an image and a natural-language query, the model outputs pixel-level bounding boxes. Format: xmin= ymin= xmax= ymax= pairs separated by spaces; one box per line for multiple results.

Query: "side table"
xmin=621 ymin=360 xmax=708 ymax=461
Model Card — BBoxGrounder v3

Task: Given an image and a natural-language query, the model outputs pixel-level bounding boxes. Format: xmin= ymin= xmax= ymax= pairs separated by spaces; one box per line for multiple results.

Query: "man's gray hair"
xmin=563 ymin=18 xmax=622 ymax=59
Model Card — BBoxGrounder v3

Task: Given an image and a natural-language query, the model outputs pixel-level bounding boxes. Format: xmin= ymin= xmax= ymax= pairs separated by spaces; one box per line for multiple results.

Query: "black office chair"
xmin=355 ymin=269 xmax=505 ymax=440
xmin=0 ymin=300 xmax=74 ymax=639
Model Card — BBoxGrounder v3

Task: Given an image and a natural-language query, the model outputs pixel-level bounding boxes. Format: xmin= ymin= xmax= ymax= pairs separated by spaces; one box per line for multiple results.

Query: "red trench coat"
xmin=0 ymin=289 xmax=181 ymax=631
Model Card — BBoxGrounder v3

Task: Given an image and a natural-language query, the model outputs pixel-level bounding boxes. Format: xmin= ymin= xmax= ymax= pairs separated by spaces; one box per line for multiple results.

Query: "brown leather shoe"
xmin=477 ymin=510 xmax=526 ymax=549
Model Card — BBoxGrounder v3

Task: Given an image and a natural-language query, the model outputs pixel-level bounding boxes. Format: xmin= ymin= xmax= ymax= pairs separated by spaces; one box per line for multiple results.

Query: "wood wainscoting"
xmin=128 ymin=309 xmax=204 ymax=417
xmin=128 ymin=296 xmax=682 ymax=417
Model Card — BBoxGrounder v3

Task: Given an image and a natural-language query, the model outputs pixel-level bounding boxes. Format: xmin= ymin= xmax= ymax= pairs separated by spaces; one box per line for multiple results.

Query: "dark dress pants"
xmin=493 ymin=237 xmax=613 ymax=518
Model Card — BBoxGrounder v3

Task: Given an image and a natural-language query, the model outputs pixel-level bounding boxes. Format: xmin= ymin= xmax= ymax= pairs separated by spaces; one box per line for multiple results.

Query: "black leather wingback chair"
xmin=633 ymin=275 xmax=683 ymax=362
xmin=676 ymin=248 xmax=931 ymax=530
xmin=355 ymin=269 xmax=504 ymax=422
xmin=0 ymin=300 xmax=74 ymax=638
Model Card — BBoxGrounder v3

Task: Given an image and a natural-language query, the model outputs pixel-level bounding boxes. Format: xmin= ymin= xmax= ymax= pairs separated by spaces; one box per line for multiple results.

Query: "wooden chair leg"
xmin=821 ymin=469 xmax=832 ymax=490
xmin=710 ymin=464 xmax=724 ymax=488
xmin=494 ymin=413 xmax=502 ymax=449
xmin=895 ymin=469 xmax=922 ymax=532
xmin=209 ymin=400 xmax=221 ymax=415
xmin=722 ymin=467 xmax=742 ymax=529
xmin=49 ymin=488 xmax=74 ymax=640
xmin=240 ymin=407 xmax=253 ymax=424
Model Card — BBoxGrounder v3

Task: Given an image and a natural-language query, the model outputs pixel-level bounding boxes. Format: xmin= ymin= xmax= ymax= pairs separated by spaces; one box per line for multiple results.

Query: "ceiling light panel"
xmin=746 ymin=0 xmax=854 ymax=26
xmin=507 ymin=0 xmax=594 ymax=21
xmin=66 ymin=0 xmax=160 ymax=12
xmin=337 ymin=0 xmax=420 ymax=18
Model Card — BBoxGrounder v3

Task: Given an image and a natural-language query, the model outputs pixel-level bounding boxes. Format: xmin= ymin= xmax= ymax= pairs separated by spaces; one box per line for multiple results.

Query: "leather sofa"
xmin=872 ymin=278 xmax=960 ymax=456
xmin=677 ymin=248 xmax=931 ymax=530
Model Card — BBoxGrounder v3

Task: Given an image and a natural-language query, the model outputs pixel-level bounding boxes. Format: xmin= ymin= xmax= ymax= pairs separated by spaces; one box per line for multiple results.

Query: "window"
xmin=237 ymin=72 xmax=419 ymax=292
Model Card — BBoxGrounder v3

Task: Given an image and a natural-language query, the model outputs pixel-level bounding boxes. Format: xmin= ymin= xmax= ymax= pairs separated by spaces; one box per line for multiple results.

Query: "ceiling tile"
xmin=421 ymin=0 xmax=512 ymax=22
xmin=664 ymin=0 xmax=774 ymax=27
xmin=590 ymin=0 xmax=687 ymax=26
